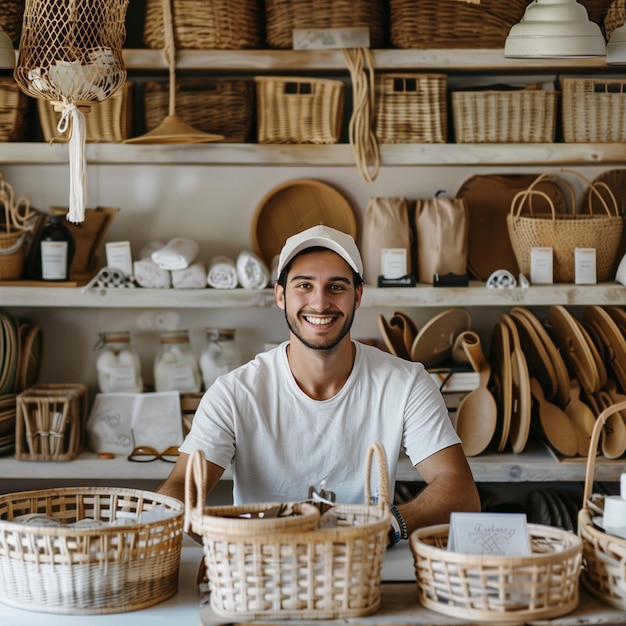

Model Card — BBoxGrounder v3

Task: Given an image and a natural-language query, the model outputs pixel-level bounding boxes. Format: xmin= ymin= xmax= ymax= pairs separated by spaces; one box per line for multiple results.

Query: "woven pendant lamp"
xmin=124 ymin=0 xmax=223 ymax=144
xmin=13 ymin=0 xmax=130 ymax=223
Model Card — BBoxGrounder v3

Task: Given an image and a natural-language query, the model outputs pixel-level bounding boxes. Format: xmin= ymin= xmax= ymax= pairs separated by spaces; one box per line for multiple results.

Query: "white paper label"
xmin=106 ymin=241 xmax=133 ymax=276
xmin=575 ymin=247 xmax=596 ymax=284
xmin=381 ymin=248 xmax=407 ymax=279
xmin=530 ymin=246 xmax=553 ymax=284
xmin=41 ymin=241 xmax=68 ymax=280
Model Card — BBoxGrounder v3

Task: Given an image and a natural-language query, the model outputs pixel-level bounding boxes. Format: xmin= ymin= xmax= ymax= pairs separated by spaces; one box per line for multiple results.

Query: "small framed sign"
xmin=448 ymin=512 xmax=531 ymax=556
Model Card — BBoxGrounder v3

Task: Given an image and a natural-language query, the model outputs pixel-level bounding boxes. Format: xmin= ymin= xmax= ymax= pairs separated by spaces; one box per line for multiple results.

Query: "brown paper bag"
xmin=414 ymin=195 xmax=468 ymax=284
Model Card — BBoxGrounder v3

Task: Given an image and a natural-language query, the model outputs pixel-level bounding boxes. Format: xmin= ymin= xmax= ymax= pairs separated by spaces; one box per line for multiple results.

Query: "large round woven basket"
xmin=0 ymin=230 xmax=25 ymax=280
xmin=579 ymin=399 xmax=626 ymax=609
xmin=0 ymin=487 xmax=184 ymax=614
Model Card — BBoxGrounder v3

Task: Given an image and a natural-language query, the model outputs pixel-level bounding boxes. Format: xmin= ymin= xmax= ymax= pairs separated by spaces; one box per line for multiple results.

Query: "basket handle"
xmin=510 ymin=188 xmax=558 ymax=222
xmin=183 ymin=448 xmax=207 ymax=533
xmin=582 ymin=399 xmax=626 ymax=507
xmin=365 ymin=441 xmax=390 ymax=509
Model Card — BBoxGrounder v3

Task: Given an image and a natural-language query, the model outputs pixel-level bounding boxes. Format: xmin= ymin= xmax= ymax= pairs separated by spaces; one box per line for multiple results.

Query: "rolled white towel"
xmin=133 ymin=258 xmax=171 ymax=288
xmin=172 ymin=262 xmax=206 ymax=289
xmin=237 ymin=251 xmax=270 ymax=289
xmin=207 ymin=255 xmax=238 ymax=289
xmin=151 ymin=237 xmax=199 ymax=270
xmin=139 ymin=240 xmax=165 ymax=260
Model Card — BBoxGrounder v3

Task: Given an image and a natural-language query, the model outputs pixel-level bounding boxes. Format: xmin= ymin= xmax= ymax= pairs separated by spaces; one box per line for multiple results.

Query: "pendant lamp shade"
xmin=607 ymin=24 xmax=626 ymax=64
xmin=0 ymin=28 xmax=15 ymax=69
xmin=504 ymin=0 xmax=606 ymax=58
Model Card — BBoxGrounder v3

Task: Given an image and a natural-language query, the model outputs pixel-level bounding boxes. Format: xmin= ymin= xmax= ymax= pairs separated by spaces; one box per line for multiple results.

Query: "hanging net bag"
xmin=13 ymin=0 xmax=129 ymax=223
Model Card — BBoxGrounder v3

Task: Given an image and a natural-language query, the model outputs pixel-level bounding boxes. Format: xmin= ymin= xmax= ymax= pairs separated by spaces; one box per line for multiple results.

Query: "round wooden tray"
xmin=251 ymin=178 xmax=357 ymax=268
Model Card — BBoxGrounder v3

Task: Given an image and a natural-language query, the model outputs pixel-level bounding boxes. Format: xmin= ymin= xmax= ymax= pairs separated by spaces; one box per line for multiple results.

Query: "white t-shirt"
xmin=180 ymin=341 xmax=460 ymax=505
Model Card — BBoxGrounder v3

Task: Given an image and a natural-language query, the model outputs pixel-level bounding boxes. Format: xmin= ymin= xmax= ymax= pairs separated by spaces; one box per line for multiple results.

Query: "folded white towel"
xmin=207 ymin=255 xmax=238 ymax=289
xmin=151 ymin=237 xmax=199 ymax=270
xmin=237 ymin=251 xmax=270 ymax=289
xmin=133 ymin=258 xmax=171 ymax=289
xmin=172 ymin=262 xmax=206 ymax=289
xmin=139 ymin=240 xmax=165 ymax=260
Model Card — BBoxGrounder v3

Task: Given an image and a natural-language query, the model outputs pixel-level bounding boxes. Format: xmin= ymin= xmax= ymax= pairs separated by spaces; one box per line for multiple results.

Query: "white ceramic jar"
xmin=95 ymin=331 xmax=143 ymax=393
xmin=154 ymin=330 xmax=201 ymax=393
xmin=200 ymin=328 xmax=243 ymax=389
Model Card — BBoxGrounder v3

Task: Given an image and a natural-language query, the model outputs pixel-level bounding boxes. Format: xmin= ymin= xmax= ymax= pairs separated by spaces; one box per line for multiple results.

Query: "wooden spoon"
xmin=530 ymin=378 xmax=578 ymax=457
xmin=564 ymin=378 xmax=596 ymax=457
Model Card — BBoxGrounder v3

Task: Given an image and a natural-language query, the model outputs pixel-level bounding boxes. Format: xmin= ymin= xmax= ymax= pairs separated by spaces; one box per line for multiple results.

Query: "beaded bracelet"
xmin=390 ymin=504 xmax=408 ymax=541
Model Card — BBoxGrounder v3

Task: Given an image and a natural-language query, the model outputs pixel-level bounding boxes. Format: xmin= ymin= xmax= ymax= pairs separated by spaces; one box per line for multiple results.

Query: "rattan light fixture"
xmin=13 ymin=0 xmax=130 ymax=223
xmin=504 ymin=0 xmax=606 ymax=58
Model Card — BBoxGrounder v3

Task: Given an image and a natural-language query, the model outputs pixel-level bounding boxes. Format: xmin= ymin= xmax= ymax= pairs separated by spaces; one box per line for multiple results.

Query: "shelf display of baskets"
xmin=0 ymin=487 xmax=184 ymax=614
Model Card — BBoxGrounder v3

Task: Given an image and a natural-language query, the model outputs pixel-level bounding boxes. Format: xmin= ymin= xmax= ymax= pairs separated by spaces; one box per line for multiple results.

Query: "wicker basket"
xmin=374 ymin=74 xmax=447 ymax=144
xmin=0 ymin=487 xmax=184 ymax=614
xmin=264 ymin=0 xmax=386 ymax=49
xmin=452 ymin=87 xmax=558 ymax=143
xmin=411 ymin=521 xmax=582 ymax=622
xmin=37 ymin=82 xmax=132 ymax=143
xmin=255 ymin=76 xmax=344 ymax=144
xmin=579 ymin=399 xmax=626 ymax=609
xmin=0 ymin=0 xmax=25 ymax=47
xmin=561 ymin=77 xmax=626 ymax=142
xmin=144 ymin=78 xmax=254 ymax=142
xmin=15 ymin=383 xmax=88 ymax=461
xmin=185 ymin=442 xmax=391 ymax=619
xmin=506 ymin=169 xmax=624 ymax=283
xmin=0 ymin=77 xmax=30 ymax=142
xmin=143 ymin=0 xmax=262 ymax=50
xmin=390 ymin=0 xmax=529 ymax=49
xmin=0 ymin=230 xmax=26 ymax=280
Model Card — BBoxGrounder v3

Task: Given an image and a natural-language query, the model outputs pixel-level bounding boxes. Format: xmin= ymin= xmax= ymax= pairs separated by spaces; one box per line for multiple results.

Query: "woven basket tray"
xmin=0 ymin=77 xmax=30 ymax=142
xmin=144 ymin=78 xmax=254 ymax=142
xmin=411 ymin=522 xmax=582 ymax=623
xmin=185 ymin=442 xmax=391 ymax=619
xmin=506 ymin=169 xmax=624 ymax=283
xmin=37 ymin=82 xmax=132 ymax=143
xmin=0 ymin=230 xmax=26 ymax=280
xmin=264 ymin=0 xmax=387 ymax=49
xmin=143 ymin=0 xmax=262 ymax=49
xmin=390 ymin=0 xmax=529 ymax=49
xmin=374 ymin=74 xmax=447 ymax=144
xmin=561 ymin=77 xmax=626 ymax=142
xmin=452 ymin=87 xmax=558 ymax=143
xmin=0 ymin=487 xmax=184 ymax=614
xmin=255 ymin=76 xmax=344 ymax=144
xmin=579 ymin=399 xmax=626 ymax=609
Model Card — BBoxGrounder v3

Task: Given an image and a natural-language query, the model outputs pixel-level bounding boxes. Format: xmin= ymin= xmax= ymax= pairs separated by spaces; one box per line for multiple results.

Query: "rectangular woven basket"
xmin=374 ymin=74 xmax=447 ymax=144
xmin=144 ymin=78 xmax=254 ymax=142
xmin=264 ymin=0 xmax=387 ymax=49
xmin=0 ymin=77 xmax=30 ymax=142
xmin=37 ymin=82 xmax=132 ymax=143
xmin=561 ymin=77 xmax=626 ymax=142
xmin=185 ymin=442 xmax=390 ymax=619
xmin=15 ymin=383 xmax=88 ymax=461
xmin=255 ymin=76 xmax=344 ymax=144
xmin=411 ymin=522 xmax=582 ymax=623
xmin=452 ymin=87 xmax=558 ymax=143
xmin=0 ymin=487 xmax=184 ymax=614
xmin=143 ymin=0 xmax=262 ymax=49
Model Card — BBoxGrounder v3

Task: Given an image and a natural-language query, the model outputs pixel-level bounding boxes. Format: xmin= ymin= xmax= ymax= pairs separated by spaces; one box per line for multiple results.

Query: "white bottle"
xmin=154 ymin=330 xmax=201 ymax=393
xmin=96 ymin=331 xmax=143 ymax=393
xmin=200 ymin=328 xmax=243 ymax=389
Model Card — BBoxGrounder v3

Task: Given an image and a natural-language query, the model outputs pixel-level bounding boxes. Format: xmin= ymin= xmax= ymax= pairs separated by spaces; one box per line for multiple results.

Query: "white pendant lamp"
xmin=504 ymin=0 xmax=606 ymax=58
xmin=607 ymin=24 xmax=626 ymax=65
xmin=0 ymin=28 xmax=15 ymax=69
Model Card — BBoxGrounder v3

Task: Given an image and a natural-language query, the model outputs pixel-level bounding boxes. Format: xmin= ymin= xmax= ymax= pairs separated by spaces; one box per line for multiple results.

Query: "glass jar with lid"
xmin=200 ymin=328 xmax=243 ymax=389
xmin=95 ymin=331 xmax=143 ymax=393
xmin=154 ymin=330 xmax=201 ymax=393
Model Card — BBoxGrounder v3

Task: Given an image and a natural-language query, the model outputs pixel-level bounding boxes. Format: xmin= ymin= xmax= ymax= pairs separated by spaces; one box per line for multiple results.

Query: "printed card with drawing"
xmin=448 ymin=512 xmax=531 ymax=556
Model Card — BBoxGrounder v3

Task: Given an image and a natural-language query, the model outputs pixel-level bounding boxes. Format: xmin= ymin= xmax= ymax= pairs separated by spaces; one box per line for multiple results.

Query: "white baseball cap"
xmin=276 ymin=225 xmax=363 ymax=279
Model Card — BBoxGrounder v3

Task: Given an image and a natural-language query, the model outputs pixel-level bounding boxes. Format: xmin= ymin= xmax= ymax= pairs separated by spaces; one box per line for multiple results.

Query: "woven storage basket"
xmin=0 ymin=486 xmax=184 ymax=614
xmin=255 ymin=76 xmax=344 ymax=144
xmin=452 ymin=87 xmax=558 ymax=143
xmin=0 ymin=0 xmax=25 ymax=47
xmin=143 ymin=0 xmax=262 ymax=50
xmin=15 ymin=383 xmax=88 ymax=461
xmin=411 ymin=521 xmax=582 ymax=622
xmin=0 ymin=230 xmax=26 ymax=280
xmin=390 ymin=0 xmax=529 ymax=49
xmin=506 ymin=169 xmax=623 ymax=283
xmin=579 ymin=399 xmax=626 ymax=609
xmin=264 ymin=0 xmax=386 ymax=49
xmin=374 ymin=74 xmax=447 ymax=144
xmin=37 ymin=82 xmax=132 ymax=143
xmin=144 ymin=78 xmax=254 ymax=142
xmin=561 ymin=77 xmax=626 ymax=142
xmin=185 ymin=441 xmax=391 ymax=619
xmin=0 ymin=77 xmax=30 ymax=142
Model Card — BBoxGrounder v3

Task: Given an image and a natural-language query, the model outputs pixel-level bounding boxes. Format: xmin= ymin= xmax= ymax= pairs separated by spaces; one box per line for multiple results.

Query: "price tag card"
xmin=448 ymin=512 xmax=531 ymax=556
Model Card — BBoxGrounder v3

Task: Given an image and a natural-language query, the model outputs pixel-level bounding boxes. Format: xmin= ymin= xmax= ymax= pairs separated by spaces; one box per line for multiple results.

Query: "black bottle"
xmin=26 ymin=214 xmax=75 ymax=281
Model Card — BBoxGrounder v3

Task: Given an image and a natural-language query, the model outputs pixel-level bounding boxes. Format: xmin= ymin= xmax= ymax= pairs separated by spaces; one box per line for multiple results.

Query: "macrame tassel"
xmin=57 ymin=102 xmax=87 ymax=224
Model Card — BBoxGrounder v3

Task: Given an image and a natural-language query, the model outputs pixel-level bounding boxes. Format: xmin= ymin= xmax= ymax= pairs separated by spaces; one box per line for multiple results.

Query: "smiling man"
xmin=158 ymin=225 xmax=479 ymax=543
